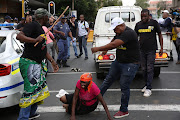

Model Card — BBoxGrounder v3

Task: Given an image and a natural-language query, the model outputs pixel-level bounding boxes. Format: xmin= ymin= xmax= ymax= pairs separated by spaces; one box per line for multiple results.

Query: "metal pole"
xmin=22 ymin=0 xmax=25 ymax=17
xmin=72 ymin=0 xmax=74 ymax=10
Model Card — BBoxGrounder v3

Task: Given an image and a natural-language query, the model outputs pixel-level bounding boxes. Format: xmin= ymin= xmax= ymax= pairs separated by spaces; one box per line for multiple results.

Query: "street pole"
xmin=22 ymin=0 xmax=25 ymax=17
xmin=72 ymin=0 xmax=74 ymax=10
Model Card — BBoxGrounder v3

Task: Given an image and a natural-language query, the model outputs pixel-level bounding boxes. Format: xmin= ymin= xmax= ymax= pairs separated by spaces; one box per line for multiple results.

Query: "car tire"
xmin=154 ymin=67 xmax=161 ymax=77
xmin=97 ymin=72 xmax=105 ymax=79
xmin=95 ymin=63 xmax=105 ymax=79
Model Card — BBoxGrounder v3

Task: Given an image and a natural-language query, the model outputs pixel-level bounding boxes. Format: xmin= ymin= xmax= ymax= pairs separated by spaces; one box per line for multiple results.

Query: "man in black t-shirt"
xmin=67 ymin=15 xmax=79 ymax=59
xmin=91 ymin=17 xmax=140 ymax=119
xmin=16 ymin=8 xmax=59 ymax=120
xmin=135 ymin=9 xmax=163 ymax=97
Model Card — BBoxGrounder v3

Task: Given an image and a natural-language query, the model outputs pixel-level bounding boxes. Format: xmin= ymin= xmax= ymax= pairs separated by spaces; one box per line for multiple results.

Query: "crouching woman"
xmin=57 ymin=73 xmax=112 ymax=120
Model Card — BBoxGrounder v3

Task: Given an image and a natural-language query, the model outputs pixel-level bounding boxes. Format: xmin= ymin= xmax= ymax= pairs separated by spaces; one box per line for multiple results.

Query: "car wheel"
xmin=95 ymin=63 xmax=105 ymax=79
xmin=154 ymin=67 xmax=161 ymax=77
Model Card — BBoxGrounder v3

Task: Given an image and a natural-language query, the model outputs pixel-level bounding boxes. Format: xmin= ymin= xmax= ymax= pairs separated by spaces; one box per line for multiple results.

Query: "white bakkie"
xmin=93 ymin=6 xmax=171 ymax=78
xmin=0 ymin=23 xmax=24 ymax=108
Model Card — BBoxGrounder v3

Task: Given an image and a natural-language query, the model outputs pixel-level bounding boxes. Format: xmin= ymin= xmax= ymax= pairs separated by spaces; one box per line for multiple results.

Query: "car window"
xmin=0 ymin=37 xmax=6 ymax=53
xmin=12 ymin=34 xmax=24 ymax=54
xmin=121 ymin=12 xmax=135 ymax=22
xmin=105 ymin=12 xmax=135 ymax=23
xmin=105 ymin=12 xmax=120 ymax=22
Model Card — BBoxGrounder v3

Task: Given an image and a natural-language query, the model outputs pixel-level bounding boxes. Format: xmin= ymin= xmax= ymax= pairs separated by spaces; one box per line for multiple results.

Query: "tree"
xmin=45 ymin=0 xmax=98 ymax=22
xmin=157 ymin=0 xmax=167 ymax=18
xmin=97 ymin=0 xmax=122 ymax=8
xmin=135 ymin=0 xmax=149 ymax=9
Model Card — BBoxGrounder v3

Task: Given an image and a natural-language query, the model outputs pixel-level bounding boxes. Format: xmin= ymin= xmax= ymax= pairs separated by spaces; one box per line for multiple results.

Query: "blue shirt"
xmin=160 ymin=17 xmax=172 ymax=32
xmin=54 ymin=21 xmax=70 ymax=40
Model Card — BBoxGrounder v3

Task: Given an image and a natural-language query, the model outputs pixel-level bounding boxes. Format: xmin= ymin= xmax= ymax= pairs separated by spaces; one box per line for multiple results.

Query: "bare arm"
xmin=54 ymin=29 xmax=65 ymax=36
xmin=46 ymin=52 xmax=59 ymax=73
xmin=92 ymin=39 xmax=124 ymax=53
xmin=71 ymin=87 xmax=80 ymax=120
xmin=86 ymin=27 xmax=90 ymax=38
xmin=174 ymin=27 xmax=180 ymax=34
xmin=97 ymin=93 xmax=112 ymax=120
xmin=158 ymin=33 xmax=163 ymax=55
xmin=68 ymin=31 xmax=74 ymax=40
xmin=16 ymin=31 xmax=40 ymax=43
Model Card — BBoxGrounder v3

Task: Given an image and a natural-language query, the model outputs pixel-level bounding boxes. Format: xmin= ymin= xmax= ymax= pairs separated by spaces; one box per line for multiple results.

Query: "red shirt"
xmin=76 ymin=80 xmax=100 ymax=106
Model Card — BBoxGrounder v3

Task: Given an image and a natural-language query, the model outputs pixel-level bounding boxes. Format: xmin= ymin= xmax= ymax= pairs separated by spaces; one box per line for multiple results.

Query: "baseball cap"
xmin=108 ymin=17 xmax=124 ymax=30
xmin=34 ymin=8 xmax=51 ymax=19
xmin=162 ymin=10 xmax=169 ymax=14
xmin=5 ymin=15 xmax=12 ymax=20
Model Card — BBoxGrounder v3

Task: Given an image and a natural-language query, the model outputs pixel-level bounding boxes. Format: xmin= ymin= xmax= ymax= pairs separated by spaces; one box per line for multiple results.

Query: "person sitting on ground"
xmin=57 ymin=73 xmax=112 ymax=120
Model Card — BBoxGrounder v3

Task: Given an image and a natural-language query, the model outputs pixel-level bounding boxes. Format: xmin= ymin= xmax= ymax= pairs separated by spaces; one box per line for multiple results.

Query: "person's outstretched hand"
xmin=52 ymin=61 xmax=59 ymax=73
xmin=91 ymin=47 xmax=99 ymax=54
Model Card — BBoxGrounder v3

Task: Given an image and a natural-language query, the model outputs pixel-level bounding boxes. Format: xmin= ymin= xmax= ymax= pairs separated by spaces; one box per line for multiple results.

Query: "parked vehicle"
xmin=0 ymin=24 xmax=24 ymax=108
xmin=93 ymin=6 xmax=171 ymax=78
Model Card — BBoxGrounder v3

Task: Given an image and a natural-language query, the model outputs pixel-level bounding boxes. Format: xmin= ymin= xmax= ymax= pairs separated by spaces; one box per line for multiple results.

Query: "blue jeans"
xmin=100 ymin=60 xmax=139 ymax=112
xmin=57 ymin=39 xmax=68 ymax=61
xmin=78 ymin=35 xmax=88 ymax=57
xmin=140 ymin=50 xmax=156 ymax=90
xmin=173 ymin=40 xmax=180 ymax=61
xmin=17 ymin=103 xmax=38 ymax=120
xmin=67 ymin=37 xmax=78 ymax=57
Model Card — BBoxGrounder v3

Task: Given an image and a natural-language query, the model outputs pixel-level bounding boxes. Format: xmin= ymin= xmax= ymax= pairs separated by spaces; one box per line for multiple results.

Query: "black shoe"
xmin=29 ymin=113 xmax=40 ymax=120
xmin=78 ymin=53 xmax=83 ymax=57
xmin=76 ymin=56 xmax=80 ymax=58
xmin=67 ymin=56 xmax=70 ymax=59
xmin=62 ymin=61 xmax=70 ymax=67
xmin=84 ymin=57 xmax=88 ymax=60
xmin=63 ymin=64 xmax=70 ymax=67
xmin=57 ymin=60 xmax=61 ymax=68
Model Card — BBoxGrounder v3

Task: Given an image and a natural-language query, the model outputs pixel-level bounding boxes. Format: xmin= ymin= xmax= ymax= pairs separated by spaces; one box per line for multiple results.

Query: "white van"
xmin=93 ymin=6 xmax=171 ymax=78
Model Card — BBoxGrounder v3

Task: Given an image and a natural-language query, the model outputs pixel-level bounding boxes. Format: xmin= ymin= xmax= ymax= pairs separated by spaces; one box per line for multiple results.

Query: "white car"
xmin=93 ymin=6 xmax=171 ymax=78
xmin=0 ymin=23 xmax=24 ymax=108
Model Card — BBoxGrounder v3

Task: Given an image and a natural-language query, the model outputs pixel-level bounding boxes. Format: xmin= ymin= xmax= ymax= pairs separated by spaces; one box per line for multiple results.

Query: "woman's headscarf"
xmin=80 ymin=73 xmax=93 ymax=93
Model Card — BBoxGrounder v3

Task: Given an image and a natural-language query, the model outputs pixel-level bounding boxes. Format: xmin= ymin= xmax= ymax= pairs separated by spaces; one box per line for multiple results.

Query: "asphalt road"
xmin=1 ymin=43 xmax=180 ymax=120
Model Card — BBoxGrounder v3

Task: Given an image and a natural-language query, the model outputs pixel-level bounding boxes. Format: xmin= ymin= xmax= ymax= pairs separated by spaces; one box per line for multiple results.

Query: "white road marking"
xmin=37 ymin=104 xmax=180 ymax=113
xmin=48 ymin=71 xmax=180 ymax=75
xmin=48 ymin=72 xmax=96 ymax=75
xmin=49 ymin=89 xmax=180 ymax=93
xmin=161 ymin=71 xmax=180 ymax=74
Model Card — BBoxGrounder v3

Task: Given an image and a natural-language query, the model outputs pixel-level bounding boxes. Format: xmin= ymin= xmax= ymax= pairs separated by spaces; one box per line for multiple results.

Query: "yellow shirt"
xmin=172 ymin=28 xmax=177 ymax=41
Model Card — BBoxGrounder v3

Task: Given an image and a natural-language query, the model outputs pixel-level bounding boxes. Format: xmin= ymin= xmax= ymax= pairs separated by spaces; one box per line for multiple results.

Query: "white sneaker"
xmin=56 ymin=89 xmax=69 ymax=98
xmin=141 ymin=86 xmax=147 ymax=93
xmin=143 ymin=89 xmax=152 ymax=97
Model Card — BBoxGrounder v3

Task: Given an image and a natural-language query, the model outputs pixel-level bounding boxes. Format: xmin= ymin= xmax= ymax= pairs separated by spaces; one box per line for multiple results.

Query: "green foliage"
xmin=97 ymin=0 xmax=122 ymax=8
xmin=45 ymin=0 xmax=97 ymax=22
xmin=135 ymin=0 xmax=149 ymax=9
xmin=157 ymin=1 xmax=167 ymax=18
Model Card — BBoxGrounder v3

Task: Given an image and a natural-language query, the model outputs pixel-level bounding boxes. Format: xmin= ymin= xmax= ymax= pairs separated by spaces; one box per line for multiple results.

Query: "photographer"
xmin=173 ymin=24 xmax=180 ymax=64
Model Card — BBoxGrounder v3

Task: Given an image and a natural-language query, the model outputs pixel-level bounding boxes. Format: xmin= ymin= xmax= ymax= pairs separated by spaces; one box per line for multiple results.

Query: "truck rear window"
xmin=105 ymin=12 xmax=135 ymax=23
xmin=0 ymin=37 xmax=6 ymax=53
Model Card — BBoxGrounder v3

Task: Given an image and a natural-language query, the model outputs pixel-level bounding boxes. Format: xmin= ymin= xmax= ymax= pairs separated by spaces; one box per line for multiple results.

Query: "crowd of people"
xmin=1 ymin=12 xmax=90 ymax=70
xmin=1 ymin=7 xmax=180 ymax=120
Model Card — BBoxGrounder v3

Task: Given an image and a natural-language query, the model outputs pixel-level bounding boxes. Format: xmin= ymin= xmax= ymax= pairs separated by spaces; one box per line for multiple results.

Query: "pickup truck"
xmin=93 ymin=6 xmax=171 ymax=78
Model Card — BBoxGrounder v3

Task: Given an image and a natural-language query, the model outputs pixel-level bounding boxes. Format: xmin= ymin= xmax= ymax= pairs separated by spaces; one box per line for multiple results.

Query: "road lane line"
xmin=48 ymin=72 xmax=96 ymax=75
xmin=49 ymin=89 xmax=180 ymax=93
xmin=48 ymin=71 xmax=180 ymax=75
xmin=37 ymin=104 xmax=180 ymax=113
